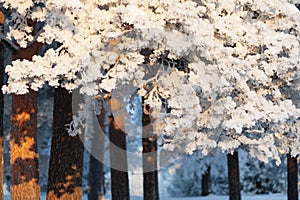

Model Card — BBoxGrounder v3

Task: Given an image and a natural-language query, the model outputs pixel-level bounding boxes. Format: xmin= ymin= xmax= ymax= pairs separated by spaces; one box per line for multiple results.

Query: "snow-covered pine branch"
xmin=1 ymin=0 xmax=300 ymax=163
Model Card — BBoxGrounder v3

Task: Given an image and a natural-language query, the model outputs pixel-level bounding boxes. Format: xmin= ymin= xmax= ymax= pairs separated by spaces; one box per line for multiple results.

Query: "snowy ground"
xmin=103 ymin=194 xmax=288 ymax=200
xmin=4 ymin=193 xmax=288 ymax=200
xmin=115 ymin=194 xmax=287 ymax=200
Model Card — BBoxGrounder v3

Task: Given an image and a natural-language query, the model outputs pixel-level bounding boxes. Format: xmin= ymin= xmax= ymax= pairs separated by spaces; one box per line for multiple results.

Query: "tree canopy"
xmin=1 ymin=0 xmax=300 ymax=164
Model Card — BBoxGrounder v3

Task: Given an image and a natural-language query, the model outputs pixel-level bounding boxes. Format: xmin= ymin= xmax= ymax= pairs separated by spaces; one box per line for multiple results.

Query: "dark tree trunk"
xmin=10 ymin=25 xmax=41 ymax=199
xmin=10 ymin=90 xmax=40 ymax=200
xmin=201 ymin=165 xmax=210 ymax=196
xmin=227 ymin=151 xmax=241 ymax=200
xmin=0 ymin=11 xmax=4 ymax=200
xmin=109 ymin=99 xmax=129 ymax=200
xmin=88 ymin=108 xmax=106 ymax=200
xmin=47 ymin=87 xmax=84 ymax=200
xmin=287 ymin=154 xmax=298 ymax=200
xmin=142 ymin=103 xmax=159 ymax=200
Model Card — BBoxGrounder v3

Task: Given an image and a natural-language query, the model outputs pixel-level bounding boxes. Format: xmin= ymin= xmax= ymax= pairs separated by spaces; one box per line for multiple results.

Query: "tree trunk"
xmin=0 ymin=11 xmax=4 ymax=200
xmin=10 ymin=24 xmax=41 ymax=199
xmin=142 ymin=103 xmax=159 ymax=200
xmin=109 ymin=98 xmax=130 ymax=200
xmin=88 ymin=108 xmax=106 ymax=200
xmin=287 ymin=154 xmax=298 ymax=200
xmin=227 ymin=151 xmax=241 ymax=200
xmin=10 ymin=90 xmax=40 ymax=200
xmin=201 ymin=165 xmax=210 ymax=196
xmin=46 ymin=87 xmax=84 ymax=200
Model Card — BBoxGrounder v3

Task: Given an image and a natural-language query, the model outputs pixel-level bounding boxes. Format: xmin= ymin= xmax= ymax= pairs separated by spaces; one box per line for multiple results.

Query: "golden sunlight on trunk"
xmin=10 ymin=91 xmax=40 ymax=200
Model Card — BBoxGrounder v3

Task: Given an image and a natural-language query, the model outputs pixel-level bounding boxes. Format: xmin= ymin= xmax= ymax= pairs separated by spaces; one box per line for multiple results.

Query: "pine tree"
xmin=227 ymin=151 xmax=241 ymax=200
xmin=109 ymin=98 xmax=130 ymax=200
xmin=10 ymin=22 xmax=42 ymax=199
xmin=241 ymin=153 xmax=286 ymax=194
xmin=142 ymin=103 xmax=159 ymax=200
xmin=287 ymin=154 xmax=298 ymax=200
xmin=47 ymin=87 xmax=84 ymax=200
xmin=88 ymin=108 xmax=106 ymax=200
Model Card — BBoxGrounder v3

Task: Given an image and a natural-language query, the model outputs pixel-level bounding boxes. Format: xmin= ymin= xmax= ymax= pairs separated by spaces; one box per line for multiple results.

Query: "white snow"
xmin=104 ymin=194 xmax=288 ymax=200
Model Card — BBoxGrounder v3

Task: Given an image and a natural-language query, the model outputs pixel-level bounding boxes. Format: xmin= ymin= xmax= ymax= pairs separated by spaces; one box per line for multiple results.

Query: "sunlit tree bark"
xmin=109 ymin=98 xmax=130 ymax=200
xmin=10 ymin=90 xmax=40 ymax=200
xmin=10 ymin=20 xmax=42 ymax=199
xmin=47 ymin=87 xmax=84 ymax=200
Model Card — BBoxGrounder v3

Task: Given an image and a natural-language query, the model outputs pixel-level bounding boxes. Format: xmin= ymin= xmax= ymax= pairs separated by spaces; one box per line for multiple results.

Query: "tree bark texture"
xmin=201 ymin=165 xmax=210 ymax=196
xmin=227 ymin=151 xmax=241 ymax=200
xmin=109 ymin=98 xmax=130 ymax=200
xmin=287 ymin=154 xmax=298 ymax=200
xmin=88 ymin=108 xmax=106 ymax=200
xmin=10 ymin=90 xmax=40 ymax=200
xmin=47 ymin=87 xmax=84 ymax=200
xmin=142 ymin=103 xmax=159 ymax=200
xmin=10 ymin=23 xmax=41 ymax=200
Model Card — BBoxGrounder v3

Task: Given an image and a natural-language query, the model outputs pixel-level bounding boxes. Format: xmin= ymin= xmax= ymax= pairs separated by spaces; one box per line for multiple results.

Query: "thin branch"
xmin=0 ymin=34 xmax=19 ymax=50
xmin=26 ymin=27 xmax=44 ymax=47
xmin=0 ymin=27 xmax=44 ymax=51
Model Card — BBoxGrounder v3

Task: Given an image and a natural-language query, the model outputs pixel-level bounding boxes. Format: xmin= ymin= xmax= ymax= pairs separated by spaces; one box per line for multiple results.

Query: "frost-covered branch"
xmin=1 ymin=0 xmax=300 ymax=163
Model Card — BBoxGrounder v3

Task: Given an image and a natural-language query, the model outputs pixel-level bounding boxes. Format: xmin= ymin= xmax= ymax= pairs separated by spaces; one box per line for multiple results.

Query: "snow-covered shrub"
xmin=167 ymin=154 xmax=206 ymax=197
xmin=240 ymin=152 xmax=287 ymax=194
xmin=209 ymin=150 xmax=229 ymax=195
xmin=167 ymin=150 xmax=229 ymax=196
